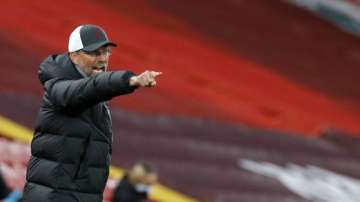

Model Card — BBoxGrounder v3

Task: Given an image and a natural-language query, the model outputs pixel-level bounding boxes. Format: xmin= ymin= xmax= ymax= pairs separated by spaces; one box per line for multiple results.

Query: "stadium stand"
xmin=1 ymin=94 xmax=360 ymax=201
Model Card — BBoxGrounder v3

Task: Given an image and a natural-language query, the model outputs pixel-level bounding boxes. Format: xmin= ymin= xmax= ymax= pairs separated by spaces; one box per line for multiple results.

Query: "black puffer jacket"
xmin=22 ymin=53 xmax=137 ymax=202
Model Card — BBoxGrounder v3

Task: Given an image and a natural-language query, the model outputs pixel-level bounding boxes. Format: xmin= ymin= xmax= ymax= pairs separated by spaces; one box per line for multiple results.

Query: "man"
xmin=0 ymin=171 xmax=11 ymax=201
xmin=0 ymin=171 xmax=22 ymax=202
xmin=113 ymin=162 xmax=158 ymax=202
xmin=22 ymin=24 xmax=161 ymax=202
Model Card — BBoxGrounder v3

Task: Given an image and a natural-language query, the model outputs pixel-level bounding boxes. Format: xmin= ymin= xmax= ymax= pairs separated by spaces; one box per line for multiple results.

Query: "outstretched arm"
xmin=45 ymin=70 xmax=162 ymax=113
xmin=45 ymin=71 xmax=136 ymax=112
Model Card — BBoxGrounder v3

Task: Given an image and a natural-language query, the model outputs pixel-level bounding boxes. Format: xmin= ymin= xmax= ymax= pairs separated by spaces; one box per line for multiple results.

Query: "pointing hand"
xmin=129 ymin=70 xmax=162 ymax=87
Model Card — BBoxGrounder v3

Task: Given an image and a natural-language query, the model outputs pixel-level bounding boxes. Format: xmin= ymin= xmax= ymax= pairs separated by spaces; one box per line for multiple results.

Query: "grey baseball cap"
xmin=68 ymin=24 xmax=117 ymax=52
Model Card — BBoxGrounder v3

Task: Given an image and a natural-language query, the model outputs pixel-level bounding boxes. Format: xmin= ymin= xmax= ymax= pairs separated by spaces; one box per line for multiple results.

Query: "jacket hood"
xmin=39 ymin=53 xmax=82 ymax=84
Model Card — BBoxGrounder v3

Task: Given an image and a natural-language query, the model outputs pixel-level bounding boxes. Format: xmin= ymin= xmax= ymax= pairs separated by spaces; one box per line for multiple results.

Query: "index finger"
xmin=150 ymin=71 xmax=163 ymax=77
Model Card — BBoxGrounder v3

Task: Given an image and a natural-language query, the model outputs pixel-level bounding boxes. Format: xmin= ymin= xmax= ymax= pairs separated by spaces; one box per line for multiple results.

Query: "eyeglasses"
xmin=81 ymin=48 xmax=112 ymax=57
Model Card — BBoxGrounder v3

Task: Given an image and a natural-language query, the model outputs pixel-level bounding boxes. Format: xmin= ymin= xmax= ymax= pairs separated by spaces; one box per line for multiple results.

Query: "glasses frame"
xmin=80 ymin=47 xmax=112 ymax=57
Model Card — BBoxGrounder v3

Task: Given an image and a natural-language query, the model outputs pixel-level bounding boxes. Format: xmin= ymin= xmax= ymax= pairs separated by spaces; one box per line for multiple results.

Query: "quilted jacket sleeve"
xmin=44 ymin=71 xmax=137 ymax=112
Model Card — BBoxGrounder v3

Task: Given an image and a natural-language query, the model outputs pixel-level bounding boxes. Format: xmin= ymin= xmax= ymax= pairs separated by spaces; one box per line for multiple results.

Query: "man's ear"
xmin=69 ymin=52 xmax=79 ymax=65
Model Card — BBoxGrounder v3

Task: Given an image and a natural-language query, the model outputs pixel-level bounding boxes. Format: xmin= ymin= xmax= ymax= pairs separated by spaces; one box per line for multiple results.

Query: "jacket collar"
xmin=39 ymin=53 xmax=83 ymax=84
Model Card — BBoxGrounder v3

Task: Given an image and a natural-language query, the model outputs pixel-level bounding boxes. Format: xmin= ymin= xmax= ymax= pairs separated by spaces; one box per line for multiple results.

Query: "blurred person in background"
xmin=113 ymin=162 xmax=158 ymax=202
xmin=0 ymin=170 xmax=22 ymax=202
xmin=22 ymin=24 xmax=162 ymax=202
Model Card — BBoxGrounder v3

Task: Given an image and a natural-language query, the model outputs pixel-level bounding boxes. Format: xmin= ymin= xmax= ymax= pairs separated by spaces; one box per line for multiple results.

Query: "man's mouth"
xmin=92 ymin=65 xmax=105 ymax=74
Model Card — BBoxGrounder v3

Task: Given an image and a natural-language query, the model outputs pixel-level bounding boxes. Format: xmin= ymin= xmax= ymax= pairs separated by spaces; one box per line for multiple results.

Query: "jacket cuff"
xmin=109 ymin=71 xmax=139 ymax=94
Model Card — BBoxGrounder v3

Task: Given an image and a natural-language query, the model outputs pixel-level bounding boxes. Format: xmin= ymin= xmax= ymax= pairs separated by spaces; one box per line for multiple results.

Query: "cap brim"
xmin=82 ymin=41 xmax=117 ymax=52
